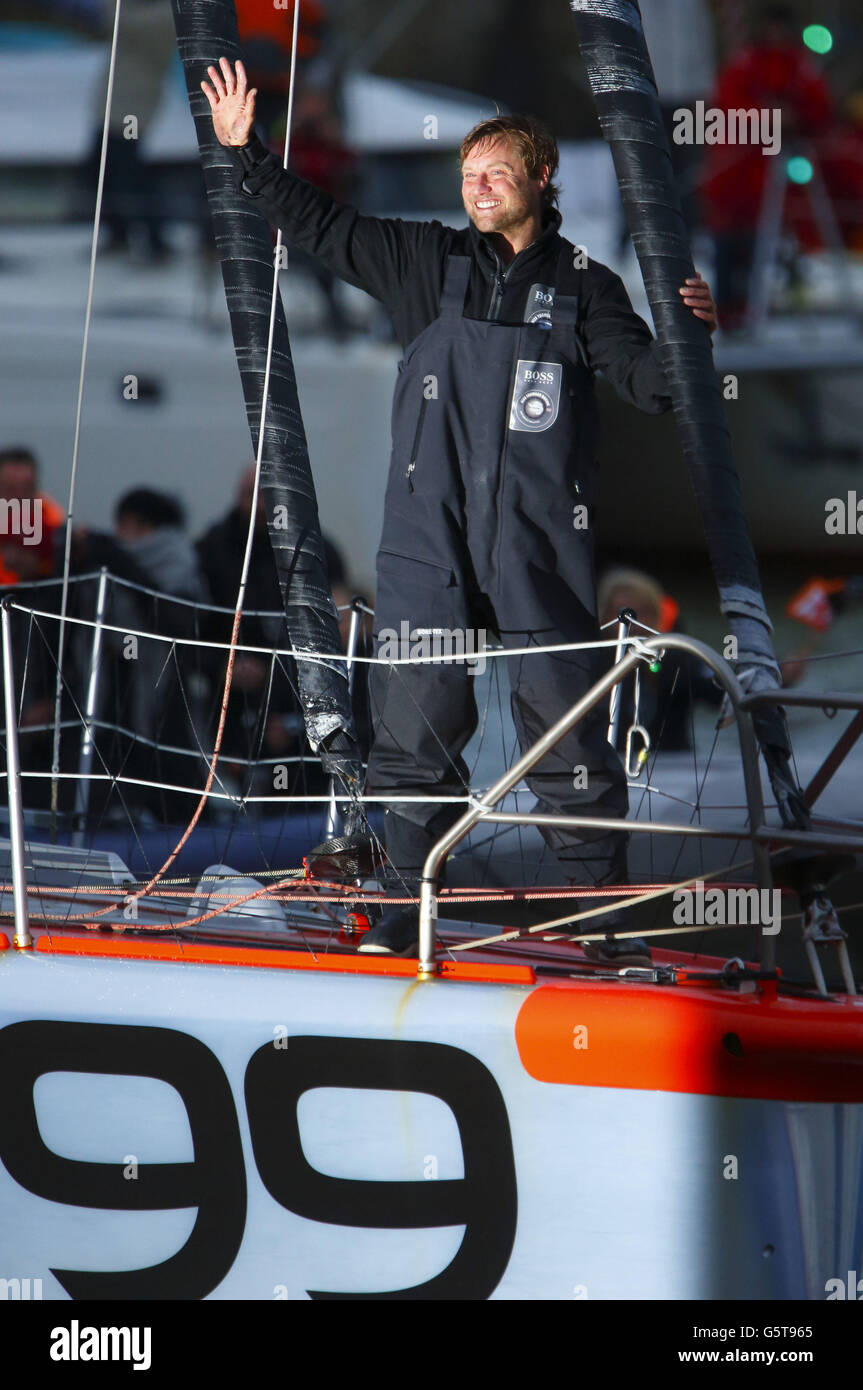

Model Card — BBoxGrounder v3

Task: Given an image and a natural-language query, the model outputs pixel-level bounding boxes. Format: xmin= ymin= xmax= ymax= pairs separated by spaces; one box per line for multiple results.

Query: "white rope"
xmin=50 ymin=0 xmax=124 ymax=819
xmin=10 ymin=602 xmax=640 ymax=664
xmin=8 ymin=770 xmax=474 ymax=804
xmin=234 ymin=0 xmax=301 ymax=628
xmin=25 ymin=566 xmax=367 ymax=617
xmin=449 ymin=858 xmax=764 ymax=952
xmin=15 ymin=717 xmax=313 ymax=766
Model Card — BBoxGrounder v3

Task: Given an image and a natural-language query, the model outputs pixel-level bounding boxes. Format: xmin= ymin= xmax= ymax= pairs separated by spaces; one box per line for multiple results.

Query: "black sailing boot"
xmin=358 ymin=905 xmax=421 ymax=956
xmin=356 ymin=809 xmax=442 ymax=956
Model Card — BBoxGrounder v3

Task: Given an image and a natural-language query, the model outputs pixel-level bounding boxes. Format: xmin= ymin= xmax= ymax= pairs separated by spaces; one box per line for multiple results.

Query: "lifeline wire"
xmin=50 ymin=0 xmax=123 ymax=833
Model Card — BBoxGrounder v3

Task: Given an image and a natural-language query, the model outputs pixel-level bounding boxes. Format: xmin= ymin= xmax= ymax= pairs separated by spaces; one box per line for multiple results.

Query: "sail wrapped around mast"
xmin=568 ymin=0 xmax=808 ymax=828
xmin=169 ymin=0 xmax=362 ymax=794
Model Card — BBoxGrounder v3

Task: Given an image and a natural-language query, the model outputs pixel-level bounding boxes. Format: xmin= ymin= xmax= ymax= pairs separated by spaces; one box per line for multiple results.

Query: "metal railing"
xmin=4 ymin=582 xmax=861 ymax=979
xmin=416 ymin=633 xmax=863 ymax=978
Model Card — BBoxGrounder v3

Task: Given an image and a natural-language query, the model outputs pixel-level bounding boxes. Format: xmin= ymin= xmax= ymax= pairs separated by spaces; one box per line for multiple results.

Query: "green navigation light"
xmin=787 ymin=156 xmax=814 ymax=185
xmin=802 ymin=24 xmax=833 ymax=55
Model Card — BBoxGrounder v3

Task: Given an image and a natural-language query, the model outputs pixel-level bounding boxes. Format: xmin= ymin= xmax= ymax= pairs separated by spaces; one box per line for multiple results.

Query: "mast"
xmin=568 ymin=0 xmax=808 ymax=829
xmin=169 ymin=0 xmax=363 ymax=820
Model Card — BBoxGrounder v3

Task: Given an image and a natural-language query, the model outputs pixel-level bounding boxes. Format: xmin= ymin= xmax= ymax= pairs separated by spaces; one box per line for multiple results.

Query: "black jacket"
xmin=230 ymin=132 xmax=673 ymax=415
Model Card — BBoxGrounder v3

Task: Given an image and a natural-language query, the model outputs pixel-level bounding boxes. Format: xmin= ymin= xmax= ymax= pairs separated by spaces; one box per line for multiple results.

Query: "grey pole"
xmin=606 ymin=607 xmax=634 ymax=749
xmin=72 ymin=567 xmax=108 ymax=847
xmin=418 ymin=645 xmax=645 ymax=976
xmin=345 ymin=600 xmax=362 ymax=696
xmin=324 ymin=600 xmax=362 ymax=839
xmin=1 ymin=598 xmax=32 ymax=950
xmin=417 ymin=633 xmax=771 ymax=977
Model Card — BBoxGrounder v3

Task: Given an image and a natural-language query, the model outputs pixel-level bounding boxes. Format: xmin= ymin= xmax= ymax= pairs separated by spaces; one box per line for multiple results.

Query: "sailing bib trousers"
xmin=366 ymin=253 xmax=629 ymax=889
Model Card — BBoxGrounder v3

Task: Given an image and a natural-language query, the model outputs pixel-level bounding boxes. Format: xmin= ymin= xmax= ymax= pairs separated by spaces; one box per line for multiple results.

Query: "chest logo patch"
xmin=525 ymin=283 xmax=555 ymax=327
xmin=509 ymin=359 xmax=563 ymax=433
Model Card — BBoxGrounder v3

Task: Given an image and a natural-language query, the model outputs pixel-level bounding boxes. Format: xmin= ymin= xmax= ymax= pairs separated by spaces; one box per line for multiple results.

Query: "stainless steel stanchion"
xmin=71 ymin=566 xmax=108 ymax=847
xmin=1 ymin=598 xmax=32 ymax=950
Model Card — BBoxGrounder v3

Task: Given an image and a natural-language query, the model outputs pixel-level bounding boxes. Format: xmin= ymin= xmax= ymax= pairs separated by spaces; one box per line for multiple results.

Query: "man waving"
xmin=203 ymin=57 xmax=717 ymax=959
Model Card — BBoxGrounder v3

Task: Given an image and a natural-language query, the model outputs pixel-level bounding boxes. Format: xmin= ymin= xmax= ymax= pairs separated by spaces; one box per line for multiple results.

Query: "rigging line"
xmin=115 ymin=7 xmax=304 ymax=912
xmin=73 ymin=869 xmax=316 ymax=930
xmin=161 ymin=638 xmax=233 ymax=795
xmin=683 ymin=656 xmax=709 ymax=954
xmin=12 ymin=603 xmax=631 ymax=662
xmin=215 ymin=648 xmax=291 ymax=877
xmin=26 ymin=570 xmax=863 ymax=666
xmin=50 ymin=0 xmax=124 ymax=836
xmin=8 ymin=633 xmax=138 ymax=922
xmin=17 ymin=879 xmax=749 ymax=902
xmin=364 ymin=655 xmax=478 ymax=901
xmin=664 ymin=697 xmax=726 ymax=895
xmin=486 ymin=658 xmax=517 ymax=879
xmin=449 ymin=858 xmax=763 ymax=952
xmin=13 ymin=772 xmax=473 ymax=806
xmin=26 ymin=611 xmax=156 ymax=891
xmin=4 ymin=570 xmax=104 ymax=594
xmin=11 ymin=717 xmax=312 ymax=766
xmin=17 ymin=608 xmax=36 ymax=726
xmin=46 ymin=565 xmax=364 ymax=620
xmin=269 ymin=649 xmax=341 ymax=855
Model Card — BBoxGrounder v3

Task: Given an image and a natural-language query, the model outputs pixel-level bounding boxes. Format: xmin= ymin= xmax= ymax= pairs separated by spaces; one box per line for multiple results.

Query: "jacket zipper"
xmin=491 ymin=259 xmax=514 ymax=566
xmin=405 ymin=394 xmax=429 ymax=490
xmin=486 ymin=256 xmax=519 ymax=569
xmin=483 ymin=247 xmax=511 ymax=319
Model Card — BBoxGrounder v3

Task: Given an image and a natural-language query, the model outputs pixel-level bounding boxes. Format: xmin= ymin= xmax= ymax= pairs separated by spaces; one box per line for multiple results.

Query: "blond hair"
xmin=460 ymin=114 xmax=560 ymax=211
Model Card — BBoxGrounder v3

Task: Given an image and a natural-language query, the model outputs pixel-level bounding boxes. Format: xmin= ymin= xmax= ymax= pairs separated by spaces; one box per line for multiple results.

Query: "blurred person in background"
xmin=84 ymin=0 xmax=176 ymax=260
xmin=277 ymin=83 xmax=358 ymax=339
xmin=196 ymin=465 xmax=363 ymax=799
xmin=701 ymin=3 xmax=835 ymax=329
xmin=238 ymin=0 xmax=356 ymax=338
xmin=781 ymin=570 xmax=863 ymax=686
xmin=597 ymin=566 xmax=723 ymax=754
xmin=114 ymin=487 xmax=206 ymax=601
xmin=0 ymin=447 xmax=66 ymax=810
xmin=621 ymin=0 xmax=716 ymax=250
xmin=238 ymin=0 xmax=326 ymax=139
xmin=196 ymin=462 xmax=284 ymax=641
xmin=112 ymin=488 xmax=208 ymax=821
xmin=202 ymin=60 xmax=719 ymax=960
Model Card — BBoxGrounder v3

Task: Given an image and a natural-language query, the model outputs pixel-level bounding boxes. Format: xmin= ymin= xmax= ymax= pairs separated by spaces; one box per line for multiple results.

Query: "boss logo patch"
xmin=508 ymin=359 xmax=563 ymax=433
xmin=525 ymin=283 xmax=555 ymax=327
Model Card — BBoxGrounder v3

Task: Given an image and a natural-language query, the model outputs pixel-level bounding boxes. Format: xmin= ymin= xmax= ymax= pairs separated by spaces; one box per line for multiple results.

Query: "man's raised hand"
xmin=201 ymin=57 xmax=257 ymax=148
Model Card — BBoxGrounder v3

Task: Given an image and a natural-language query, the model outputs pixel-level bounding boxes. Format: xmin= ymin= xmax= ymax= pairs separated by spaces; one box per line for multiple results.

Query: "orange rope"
xmin=7 ymin=878 xmax=790 ymax=932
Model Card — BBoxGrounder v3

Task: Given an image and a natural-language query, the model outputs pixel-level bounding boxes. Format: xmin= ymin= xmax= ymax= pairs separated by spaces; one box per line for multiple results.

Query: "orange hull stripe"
xmin=515 ymin=982 xmax=863 ymax=1101
xmin=33 ymin=932 xmax=534 ymax=984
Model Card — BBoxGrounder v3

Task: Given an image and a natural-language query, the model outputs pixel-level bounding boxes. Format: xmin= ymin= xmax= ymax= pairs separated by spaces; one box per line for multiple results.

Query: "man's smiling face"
xmin=461 ymin=134 xmax=547 ymax=237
